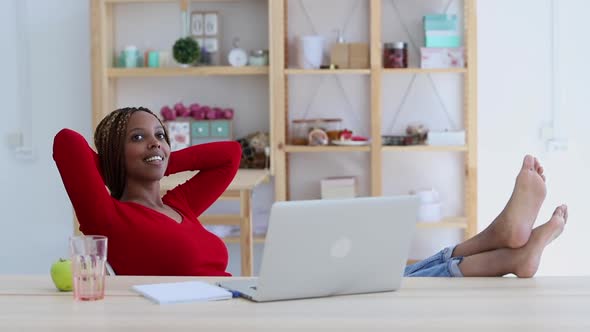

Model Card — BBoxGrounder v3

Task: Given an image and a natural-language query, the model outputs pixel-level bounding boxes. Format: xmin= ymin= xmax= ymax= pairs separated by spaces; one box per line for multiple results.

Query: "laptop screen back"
xmin=254 ymin=195 xmax=419 ymax=302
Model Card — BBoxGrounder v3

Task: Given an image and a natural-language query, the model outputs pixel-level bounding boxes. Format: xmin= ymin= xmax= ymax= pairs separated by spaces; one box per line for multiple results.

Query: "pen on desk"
xmin=229 ymin=290 xmax=242 ymax=298
xmin=216 ymin=283 xmax=241 ymax=298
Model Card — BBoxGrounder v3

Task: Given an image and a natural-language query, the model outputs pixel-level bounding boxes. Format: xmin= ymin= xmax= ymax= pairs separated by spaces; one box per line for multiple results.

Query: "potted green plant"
xmin=172 ymin=37 xmax=200 ymax=67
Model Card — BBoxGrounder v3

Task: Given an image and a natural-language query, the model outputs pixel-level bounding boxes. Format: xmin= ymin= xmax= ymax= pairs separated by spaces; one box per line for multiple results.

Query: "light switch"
xmin=6 ymin=132 xmax=23 ymax=148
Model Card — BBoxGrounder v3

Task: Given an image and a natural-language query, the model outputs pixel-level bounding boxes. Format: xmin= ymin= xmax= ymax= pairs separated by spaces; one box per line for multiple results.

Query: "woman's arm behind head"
xmin=53 ymin=129 xmax=115 ymax=234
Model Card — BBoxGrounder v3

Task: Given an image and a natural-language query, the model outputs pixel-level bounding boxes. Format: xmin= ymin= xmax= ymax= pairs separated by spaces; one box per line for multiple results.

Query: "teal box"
xmin=191 ymin=121 xmax=210 ymax=137
xmin=211 ymin=120 xmax=231 ymax=137
xmin=423 ymin=14 xmax=458 ymax=31
xmin=189 ymin=119 xmax=233 ymax=145
xmin=424 ymin=14 xmax=461 ymax=48
xmin=425 ymin=34 xmax=461 ymax=48
xmin=148 ymin=51 xmax=160 ymax=68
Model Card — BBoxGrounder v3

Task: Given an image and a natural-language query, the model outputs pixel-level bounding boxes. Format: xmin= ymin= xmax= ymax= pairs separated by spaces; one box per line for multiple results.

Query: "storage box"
xmin=166 ymin=121 xmax=191 ymax=151
xmin=423 ymin=14 xmax=458 ymax=31
xmin=329 ymin=43 xmax=369 ymax=69
xmin=348 ymin=43 xmax=369 ymax=69
xmin=321 ymin=177 xmax=357 ymax=200
xmin=420 ymin=47 xmax=465 ymax=69
xmin=330 ymin=43 xmax=349 ymax=69
xmin=190 ymin=119 xmax=233 ymax=145
xmin=423 ymin=14 xmax=461 ymax=48
xmin=425 ymin=31 xmax=461 ymax=48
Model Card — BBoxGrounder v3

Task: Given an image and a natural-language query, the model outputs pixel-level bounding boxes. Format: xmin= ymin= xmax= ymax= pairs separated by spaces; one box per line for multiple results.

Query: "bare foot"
xmin=512 ymin=205 xmax=568 ymax=278
xmin=487 ymin=155 xmax=547 ymax=248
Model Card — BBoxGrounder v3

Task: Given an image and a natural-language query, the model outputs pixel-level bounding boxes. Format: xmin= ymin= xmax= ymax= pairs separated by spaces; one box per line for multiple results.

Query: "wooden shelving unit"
xmin=91 ymin=0 xmax=478 ymax=259
xmin=224 ymin=236 xmax=266 ymax=245
xmin=90 ymin=0 xmax=276 ymax=275
xmin=271 ymin=0 xmax=478 ymax=242
xmin=90 ymin=0 xmax=276 ymax=130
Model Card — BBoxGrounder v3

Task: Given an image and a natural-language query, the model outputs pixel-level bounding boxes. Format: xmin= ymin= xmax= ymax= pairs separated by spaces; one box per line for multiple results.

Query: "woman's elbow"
xmin=228 ymin=141 xmax=242 ymax=167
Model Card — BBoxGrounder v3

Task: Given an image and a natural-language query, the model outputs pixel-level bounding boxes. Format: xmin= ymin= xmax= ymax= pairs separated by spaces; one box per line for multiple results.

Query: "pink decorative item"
xmin=221 ymin=108 xmax=234 ymax=119
xmin=189 ymin=103 xmax=200 ymax=113
xmin=160 ymin=106 xmax=176 ymax=121
xmin=174 ymin=102 xmax=190 ymax=117
xmin=199 ymin=106 xmax=211 ymax=117
xmin=192 ymin=108 xmax=207 ymax=120
xmin=204 ymin=107 xmax=217 ymax=120
xmin=213 ymin=107 xmax=223 ymax=119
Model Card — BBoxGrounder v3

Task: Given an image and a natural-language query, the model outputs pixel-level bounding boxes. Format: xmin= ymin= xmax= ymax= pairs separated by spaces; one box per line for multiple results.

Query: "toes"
xmin=522 ymin=155 xmax=535 ymax=171
xmin=553 ymin=205 xmax=568 ymax=225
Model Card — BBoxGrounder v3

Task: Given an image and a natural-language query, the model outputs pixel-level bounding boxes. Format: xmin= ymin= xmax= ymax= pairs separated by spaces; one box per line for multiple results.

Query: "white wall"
xmin=478 ymin=0 xmax=589 ymax=276
xmin=1 ymin=0 xmax=588 ymax=276
xmin=0 ymin=0 xmax=91 ymax=273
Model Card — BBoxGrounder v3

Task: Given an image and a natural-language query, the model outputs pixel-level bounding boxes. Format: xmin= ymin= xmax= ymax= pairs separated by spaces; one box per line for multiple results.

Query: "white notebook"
xmin=132 ymin=281 xmax=233 ymax=304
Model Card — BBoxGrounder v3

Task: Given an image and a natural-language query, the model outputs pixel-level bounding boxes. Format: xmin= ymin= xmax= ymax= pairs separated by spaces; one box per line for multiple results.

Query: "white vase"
xmin=297 ymin=35 xmax=323 ymax=69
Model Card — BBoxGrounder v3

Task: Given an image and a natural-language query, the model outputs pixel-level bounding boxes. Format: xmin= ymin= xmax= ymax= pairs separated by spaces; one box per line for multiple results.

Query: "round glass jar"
xmin=291 ymin=118 xmax=341 ymax=145
xmin=316 ymin=118 xmax=342 ymax=142
xmin=383 ymin=42 xmax=408 ymax=68
xmin=291 ymin=119 xmax=310 ymax=145
xmin=248 ymin=49 xmax=269 ymax=66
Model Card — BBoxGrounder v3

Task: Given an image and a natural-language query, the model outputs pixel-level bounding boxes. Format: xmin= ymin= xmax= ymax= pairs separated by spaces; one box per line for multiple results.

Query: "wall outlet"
xmin=15 ymin=147 xmax=35 ymax=161
xmin=540 ymin=126 xmax=554 ymax=140
xmin=6 ymin=132 xmax=23 ymax=148
xmin=546 ymin=139 xmax=568 ymax=152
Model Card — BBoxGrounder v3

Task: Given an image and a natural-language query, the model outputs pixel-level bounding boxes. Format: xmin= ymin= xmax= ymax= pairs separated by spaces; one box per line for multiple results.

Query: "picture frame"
xmin=190 ymin=10 xmax=220 ymax=65
xmin=204 ymin=38 xmax=219 ymax=53
xmin=204 ymin=12 xmax=218 ymax=36
xmin=190 ymin=12 xmax=204 ymax=36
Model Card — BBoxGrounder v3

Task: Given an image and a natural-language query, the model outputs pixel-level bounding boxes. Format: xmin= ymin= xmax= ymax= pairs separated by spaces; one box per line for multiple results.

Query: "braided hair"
xmin=94 ymin=107 xmax=170 ymax=200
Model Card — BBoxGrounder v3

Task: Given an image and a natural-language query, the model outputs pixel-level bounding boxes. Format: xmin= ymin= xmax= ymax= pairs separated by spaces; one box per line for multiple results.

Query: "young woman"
xmin=54 ymin=107 xmax=567 ymax=277
xmin=54 ymin=107 xmax=241 ymax=276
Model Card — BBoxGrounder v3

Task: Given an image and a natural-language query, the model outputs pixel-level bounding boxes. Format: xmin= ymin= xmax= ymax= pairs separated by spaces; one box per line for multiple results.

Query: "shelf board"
xmin=284 ymin=145 xmax=371 ymax=153
xmin=107 ymin=66 xmax=269 ymax=78
xmin=285 ymin=69 xmax=371 ymax=75
xmin=416 ymin=217 xmax=467 ymax=230
xmin=382 ymin=68 xmax=467 ymax=74
xmin=382 ymin=145 xmax=468 ymax=152
xmin=223 ymin=236 xmax=266 ymax=244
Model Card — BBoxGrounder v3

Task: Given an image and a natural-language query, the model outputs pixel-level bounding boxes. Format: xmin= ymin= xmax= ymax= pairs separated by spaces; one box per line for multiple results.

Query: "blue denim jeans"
xmin=404 ymin=246 xmax=464 ymax=277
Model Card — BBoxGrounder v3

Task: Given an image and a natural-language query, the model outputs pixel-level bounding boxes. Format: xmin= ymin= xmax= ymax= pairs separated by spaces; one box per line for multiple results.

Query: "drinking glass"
xmin=69 ymin=235 xmax=108 ymax=301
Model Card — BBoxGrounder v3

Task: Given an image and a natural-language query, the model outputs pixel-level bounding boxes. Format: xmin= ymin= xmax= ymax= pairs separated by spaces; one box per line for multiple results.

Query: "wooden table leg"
xmin=239 ymin=189 xmax=253 ymax=276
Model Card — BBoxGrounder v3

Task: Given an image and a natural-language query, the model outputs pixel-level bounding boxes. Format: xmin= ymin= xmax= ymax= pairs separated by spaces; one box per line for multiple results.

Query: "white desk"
xmin=1 ymin=275 xmax=590 ymax=331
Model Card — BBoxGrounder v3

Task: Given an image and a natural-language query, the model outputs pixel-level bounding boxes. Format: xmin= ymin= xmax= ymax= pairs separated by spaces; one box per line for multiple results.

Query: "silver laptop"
xmin=219 ymin=195 xmax=419 ymax=302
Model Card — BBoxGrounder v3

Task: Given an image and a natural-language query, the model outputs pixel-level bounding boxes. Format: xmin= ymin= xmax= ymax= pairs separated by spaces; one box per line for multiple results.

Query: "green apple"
xmin=50 ymin=258 xmax=73 ymax=292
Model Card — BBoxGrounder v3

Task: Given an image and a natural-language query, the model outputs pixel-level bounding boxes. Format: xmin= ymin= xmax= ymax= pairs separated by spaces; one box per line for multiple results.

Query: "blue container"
xmin=423 ymin=14 xmax=461 ymax=48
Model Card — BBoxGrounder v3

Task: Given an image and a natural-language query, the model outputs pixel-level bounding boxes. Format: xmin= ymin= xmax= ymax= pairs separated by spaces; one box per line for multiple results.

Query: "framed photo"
xmin=204 ymin=13 xmax=218 ymax=36
xmin=204 ymin=38 xmax=219 ymax=53
xmin=190 ymin=12 xmax=204 ymax=36
xmin=190 ymin=11 xmax=220 ymax=65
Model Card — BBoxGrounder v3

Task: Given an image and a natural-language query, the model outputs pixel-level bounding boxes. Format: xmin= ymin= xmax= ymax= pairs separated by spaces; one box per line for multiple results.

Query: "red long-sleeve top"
xmin=53 ymin=129 xmax=241 ymax=276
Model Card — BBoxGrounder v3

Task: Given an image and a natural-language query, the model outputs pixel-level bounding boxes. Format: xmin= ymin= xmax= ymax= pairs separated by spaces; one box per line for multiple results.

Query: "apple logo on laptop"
xmin=330 ymin=236 xmax=352 ymax=258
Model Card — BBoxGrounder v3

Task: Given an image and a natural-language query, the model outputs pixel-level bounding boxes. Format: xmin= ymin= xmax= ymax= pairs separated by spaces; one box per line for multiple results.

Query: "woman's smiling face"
xmin=124 ymin=111 xmax=170 ymax=183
